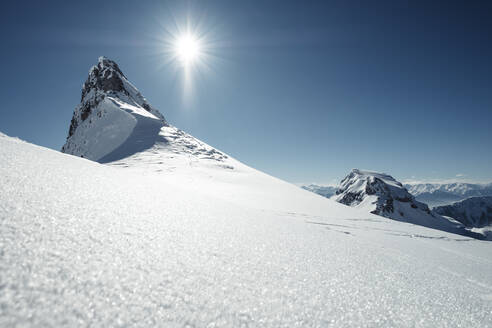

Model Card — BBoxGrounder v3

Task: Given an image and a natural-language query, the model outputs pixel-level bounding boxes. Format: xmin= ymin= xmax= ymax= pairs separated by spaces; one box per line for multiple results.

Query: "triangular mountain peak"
xmin=61 ymin=57 xmax=230 ymax=170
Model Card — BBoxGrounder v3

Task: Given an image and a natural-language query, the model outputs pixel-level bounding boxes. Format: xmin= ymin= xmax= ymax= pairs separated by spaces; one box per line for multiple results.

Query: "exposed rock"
xmin=62 ymin=57 xmax=167 ymax=154
xmin=434 ymin=196 xmax=492 ymax=228
xmin=333 ymin=169 xmax=432 ymax=218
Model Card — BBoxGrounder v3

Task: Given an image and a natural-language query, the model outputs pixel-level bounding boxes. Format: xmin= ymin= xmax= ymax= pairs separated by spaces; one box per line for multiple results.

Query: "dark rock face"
xmin=81 ymin=61 xmax=125 ymax=101
xmin=365 ymin=177 xmax=389 ymax=196
xmin=372 ymin=198 xmax=394 ymax=215
xmin=68 ymin=116 xmax=78 ymax=138
xmin=434 ymin=196 xmax=492 ymax=228
xmin=338 ymin=191 xmax=364 ymax=206
xmin=80 ymin=105 xmax=91 ymax=122
xmin=66 ymin=93 xmax=105 ymax=138
xmin=81 ymin=58 xmax=125 ymax=100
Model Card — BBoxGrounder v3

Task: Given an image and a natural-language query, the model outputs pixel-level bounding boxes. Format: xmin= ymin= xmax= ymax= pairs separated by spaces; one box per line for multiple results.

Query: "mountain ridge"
xmin=61 ymin=57 xmax=232 ymax=171
xmin=434 ymin=196 xmax=492 ymax=229
xmin=405 ymin=182 xmax=492 ymax=207
xmin=328 ymin=169 xmax=484 ymax=239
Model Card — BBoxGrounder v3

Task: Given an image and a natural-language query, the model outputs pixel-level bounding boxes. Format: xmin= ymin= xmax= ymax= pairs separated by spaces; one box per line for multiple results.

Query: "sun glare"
xmin=159 ymin=16 xmax=217 ymax=104
xmin=175 ymin=34 xmax=200 ymax=66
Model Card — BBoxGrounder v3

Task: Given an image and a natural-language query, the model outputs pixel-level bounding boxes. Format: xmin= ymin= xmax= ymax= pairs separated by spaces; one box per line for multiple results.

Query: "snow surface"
xmin=2 ymin=133 xmax=492 ymax=327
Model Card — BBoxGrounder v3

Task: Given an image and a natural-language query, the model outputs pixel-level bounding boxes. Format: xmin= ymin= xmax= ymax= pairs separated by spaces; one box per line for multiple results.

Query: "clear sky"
xmin=1 ymin=0 xmax=491 ymax=185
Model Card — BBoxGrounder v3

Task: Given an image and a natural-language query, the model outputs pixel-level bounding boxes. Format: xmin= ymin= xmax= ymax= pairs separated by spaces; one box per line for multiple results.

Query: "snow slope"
xmin=332 ymin=169 xmax=481 ymax=238
xmin=2 ymin=133 xmax=492 ymax=327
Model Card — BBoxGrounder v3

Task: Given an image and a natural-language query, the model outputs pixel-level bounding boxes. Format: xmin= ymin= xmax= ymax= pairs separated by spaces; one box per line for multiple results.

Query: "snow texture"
xmin=2 ymin=132 xmax=492 ymax=327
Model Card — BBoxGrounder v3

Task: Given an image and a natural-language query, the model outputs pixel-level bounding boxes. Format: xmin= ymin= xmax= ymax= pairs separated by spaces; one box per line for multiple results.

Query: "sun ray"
xmin=148 ymin=8 xmax=227 ymax=107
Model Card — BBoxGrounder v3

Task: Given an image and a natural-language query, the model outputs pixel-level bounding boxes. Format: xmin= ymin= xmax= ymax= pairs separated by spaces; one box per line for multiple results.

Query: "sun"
xmin=175 ymin=34 xmax=201 ymax=66
xmin=159 ymin=16 xmax=216 ymax=102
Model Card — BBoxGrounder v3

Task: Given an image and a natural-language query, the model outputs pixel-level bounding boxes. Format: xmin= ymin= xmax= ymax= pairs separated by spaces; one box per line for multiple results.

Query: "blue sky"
xmin=1 ymin=0 xmax=491 ymax=185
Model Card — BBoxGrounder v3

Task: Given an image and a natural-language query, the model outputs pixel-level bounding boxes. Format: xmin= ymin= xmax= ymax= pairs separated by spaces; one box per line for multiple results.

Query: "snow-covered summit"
xmin=61 ymin=57 xmax=230 ymax=169
xmin=333 ymin=169 xmax=481 ymax=237
xmin=334 ymin=169 xmax=417 ymax=210
xmin=85 ymin=56 xmax=165 ymax=121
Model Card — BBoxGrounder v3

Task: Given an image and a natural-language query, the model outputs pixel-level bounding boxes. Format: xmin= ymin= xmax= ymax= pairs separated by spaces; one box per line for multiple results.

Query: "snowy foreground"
xmin=1 ymin=133 xmax=492 ymax=327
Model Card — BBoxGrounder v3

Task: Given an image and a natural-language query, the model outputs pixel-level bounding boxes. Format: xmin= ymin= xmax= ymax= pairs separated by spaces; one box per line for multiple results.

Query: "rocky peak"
xmin=81 ymin=56 xmax=126 ymax=101
xmin=64 ymin=56 xmax=166 ymax=140
xmin=334 ymin=169 xmax=431 ymax=217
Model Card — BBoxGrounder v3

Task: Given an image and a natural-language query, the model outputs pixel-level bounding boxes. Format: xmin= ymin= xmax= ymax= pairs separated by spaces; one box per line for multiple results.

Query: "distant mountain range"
xmin=304 ymin=181 xmax=492 ymax=209
xmin=302 ymin=173 xmax=491 ymax=236
xmin=301 ymin=184 xmax=337 ymax=198
xmin=404 ymin=182 xmax=492 ymax=208
xmin=329 ymin=169 xmax=481 ymax=238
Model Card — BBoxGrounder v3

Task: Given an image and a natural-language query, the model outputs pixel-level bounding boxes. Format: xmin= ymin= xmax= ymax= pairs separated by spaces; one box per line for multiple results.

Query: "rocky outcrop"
xmin=60 ymin=57 xmax=230 ymax=167
xmin=62 ymin=56 xmax=166 ymax=144
xmin=61 ymin=57 xmax=167 ymax=159
xmin=434 ymin=196 xmax=492 ymax=228
xmin=330 ymin=169 xmax=491 ymax=240
xmin=334 ymin=169 xmax=432 ymax=218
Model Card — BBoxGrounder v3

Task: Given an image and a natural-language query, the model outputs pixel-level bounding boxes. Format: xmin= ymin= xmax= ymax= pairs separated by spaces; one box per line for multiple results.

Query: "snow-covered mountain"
xmin=434 ymin=196 xmax=492 ymax=228
xmin=301 ymin=184 xmax=337 ymax=198
xmin=404 ymin=182 xmax=492 ymax=208
xmin=332 ymin=169 xmax=480 ymax=237
xmin=2 ymin=58 xmax=492 ymax=326
xmin=61 ymin=56 xmax=230 ymax=171
xmin=62 ymin=56 xmax=165 ymax=160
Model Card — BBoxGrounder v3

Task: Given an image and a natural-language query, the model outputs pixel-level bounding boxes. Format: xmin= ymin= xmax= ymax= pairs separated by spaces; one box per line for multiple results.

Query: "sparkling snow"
xmin=1 ymin=133 xmax=492 ymax=327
